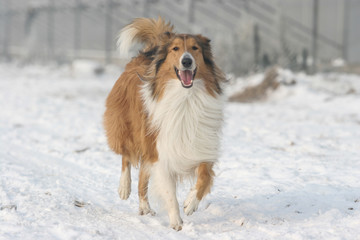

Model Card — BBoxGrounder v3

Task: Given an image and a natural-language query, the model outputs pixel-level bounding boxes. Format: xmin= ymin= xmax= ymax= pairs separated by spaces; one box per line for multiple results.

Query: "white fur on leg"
xmin=184 ymin=188 xmax=200 ymax=216
xmin=139 ymin=199 xmax=155 ymax=216
xmin=169 ymin=209 xmax=183 ymax=231
xmin=118 ymin=167 xmax=131 ymax=200
xmin=151 ymin=162 xmax=183 ymax=230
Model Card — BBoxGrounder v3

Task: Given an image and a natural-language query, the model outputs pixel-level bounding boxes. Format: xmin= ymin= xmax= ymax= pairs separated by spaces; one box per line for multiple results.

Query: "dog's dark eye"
xmin=192 ymin=46 xmax=198 ymax=50
xmin=173 ymin=47 xmax=179 ymax=51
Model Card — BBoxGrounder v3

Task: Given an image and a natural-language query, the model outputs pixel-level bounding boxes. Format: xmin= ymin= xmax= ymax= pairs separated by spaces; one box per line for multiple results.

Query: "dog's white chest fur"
xmin=142 ymin=79 xmax=223 ymax=175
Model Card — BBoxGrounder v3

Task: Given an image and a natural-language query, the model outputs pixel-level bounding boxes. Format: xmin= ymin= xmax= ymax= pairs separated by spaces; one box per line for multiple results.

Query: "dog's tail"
xmin=117 ymin=17 xmax=174 ymax=57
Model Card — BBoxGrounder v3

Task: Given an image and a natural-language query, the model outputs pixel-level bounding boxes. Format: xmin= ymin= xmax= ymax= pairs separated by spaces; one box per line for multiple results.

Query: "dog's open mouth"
xmin=174 ymin=67 xmax=197 ymax=88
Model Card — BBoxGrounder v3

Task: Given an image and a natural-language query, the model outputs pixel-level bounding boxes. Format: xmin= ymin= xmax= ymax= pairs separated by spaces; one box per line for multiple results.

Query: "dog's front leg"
xmin=118 ymin=156 xmax=132 ymax=200
xmin=138 ymin=162 xmax=155 ymax=216
xmin=152 ymin=162 xmax=183 ymax=231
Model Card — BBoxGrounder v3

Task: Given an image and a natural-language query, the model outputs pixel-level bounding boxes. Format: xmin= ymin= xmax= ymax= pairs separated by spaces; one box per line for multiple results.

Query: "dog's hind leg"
xmin=118 ymin=155 xmax=132 ymax=200
xmin=184 ymin=163 xmax=214 ymax=215
xmin=138 ymin=162 xmax=155 ymax=215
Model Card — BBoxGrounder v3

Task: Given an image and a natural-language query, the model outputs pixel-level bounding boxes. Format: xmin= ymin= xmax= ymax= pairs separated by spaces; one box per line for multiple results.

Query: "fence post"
xmin=143 ymin=0 xmax=149 ymax=18
xmin=74 ymin=0 xmax=81 ymax=60
xmin=105 ymin=0 xmax=113 ymax=64
xmin=0 ymin=0 xmax=2 ymax=56
xmin=311 ymin=0 xmax=319 ymax=74
xmin=2 ymin=0 xmax=11 ymax=61
xmin=188 ymin=0 xmax=195 ymax=24
xmin=253 ymin=24 xmax=260 ymax=70
xmin=342 ymin=0 xmax=349 ymax=62
xmin=47 ymin=0 xmax=54 ymax=61
xmin=302 ymin=48 xmax=309 ymax=73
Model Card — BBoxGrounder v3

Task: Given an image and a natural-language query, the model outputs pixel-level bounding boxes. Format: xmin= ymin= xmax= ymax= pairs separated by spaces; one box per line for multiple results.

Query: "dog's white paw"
xmin=139 ymin=199 xmax=156 ymax=216
xmin=169 ymin=215 xmax=183 ymax=231
xmin=184 ymin=188 xmax=200 ymax=216
xmin=118 ymin=172 xmax=131 ymax=200
xmin=118 ymin=182 xmax=131 ymax=200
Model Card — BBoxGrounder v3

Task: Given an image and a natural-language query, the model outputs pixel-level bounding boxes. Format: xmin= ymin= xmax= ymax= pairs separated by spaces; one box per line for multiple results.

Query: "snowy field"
xmin=1 ymin=63 xmax=360 ymax=239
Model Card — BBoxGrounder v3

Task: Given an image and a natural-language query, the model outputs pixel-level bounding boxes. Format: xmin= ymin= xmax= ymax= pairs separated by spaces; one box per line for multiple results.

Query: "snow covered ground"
xmin=1 ymin=63 xmax=360 ymax=239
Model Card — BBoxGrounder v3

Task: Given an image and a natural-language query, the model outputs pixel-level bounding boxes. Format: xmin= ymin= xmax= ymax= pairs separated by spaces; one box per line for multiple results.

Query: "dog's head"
xmin=142 ymin=33 xmax=225 ymax=97
xmin=167 ymin=34 xmax=208 ymax=88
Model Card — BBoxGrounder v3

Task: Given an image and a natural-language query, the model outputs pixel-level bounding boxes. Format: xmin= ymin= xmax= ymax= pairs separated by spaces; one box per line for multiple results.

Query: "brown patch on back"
xmin=104 ymin=55 xmax=158 ymax=166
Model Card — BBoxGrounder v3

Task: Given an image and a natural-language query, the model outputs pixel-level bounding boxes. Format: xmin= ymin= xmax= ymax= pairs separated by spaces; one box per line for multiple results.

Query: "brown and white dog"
xmin=104 ymin=17 xmax=226 ymax=230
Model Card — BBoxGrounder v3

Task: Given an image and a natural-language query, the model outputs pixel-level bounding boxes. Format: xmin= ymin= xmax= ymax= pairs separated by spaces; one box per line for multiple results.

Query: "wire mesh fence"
xmin=0 ymin=0 xmax=352 ymax=75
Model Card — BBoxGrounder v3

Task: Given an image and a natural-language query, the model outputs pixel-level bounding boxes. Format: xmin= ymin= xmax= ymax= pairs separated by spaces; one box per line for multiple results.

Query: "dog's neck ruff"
xmin=141 ymin=79 xmax=223 ymax=176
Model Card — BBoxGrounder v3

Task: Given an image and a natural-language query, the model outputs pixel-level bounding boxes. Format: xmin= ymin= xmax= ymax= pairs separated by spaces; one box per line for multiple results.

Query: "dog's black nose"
xmin=181 ymin=57 xmax=192 ymax=68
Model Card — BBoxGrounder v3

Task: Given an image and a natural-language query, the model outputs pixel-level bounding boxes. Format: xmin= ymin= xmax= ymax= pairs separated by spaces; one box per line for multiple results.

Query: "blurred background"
xmin=0 ymin=0 xmax=359 ymax=76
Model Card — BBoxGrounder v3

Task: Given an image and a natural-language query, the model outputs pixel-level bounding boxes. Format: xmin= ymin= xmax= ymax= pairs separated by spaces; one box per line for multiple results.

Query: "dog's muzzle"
xmin=175 ymin=54 xmax=197 ymax=88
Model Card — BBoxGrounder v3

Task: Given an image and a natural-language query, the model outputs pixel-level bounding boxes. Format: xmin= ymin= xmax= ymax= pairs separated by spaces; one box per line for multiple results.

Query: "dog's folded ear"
xmin=196 ymin=34 xmax=214 ymax=64
xmin=160 ymin=31 xmax=175 ymax=44
xmin=196 ymin=35 xmax=211 ymax=44
xmin=163 ymin=31 xmax=173 ymax=38
xmin=196 ymin=35 xmax=212 ymax=54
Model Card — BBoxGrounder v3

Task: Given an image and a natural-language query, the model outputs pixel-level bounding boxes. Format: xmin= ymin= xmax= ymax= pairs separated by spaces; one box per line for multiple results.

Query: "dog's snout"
xmin=181 ymin=57 xmax=192 ymax=68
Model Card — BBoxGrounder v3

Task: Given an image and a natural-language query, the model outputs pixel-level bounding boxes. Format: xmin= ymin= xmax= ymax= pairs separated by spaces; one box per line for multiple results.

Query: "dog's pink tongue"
xmin=180 ymin=70 xmax=192 ymax=86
